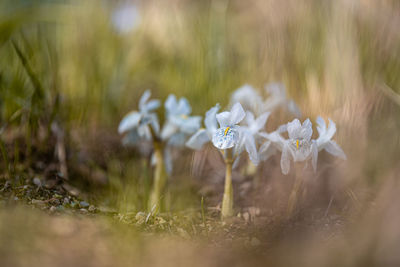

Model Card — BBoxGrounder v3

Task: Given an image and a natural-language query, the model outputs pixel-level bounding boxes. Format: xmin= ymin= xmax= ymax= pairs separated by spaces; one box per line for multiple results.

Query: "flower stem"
xmin=148 ymin=142 xmax=167 ymax=211
xmin=221 ymin=149 xmax=234 ymax=219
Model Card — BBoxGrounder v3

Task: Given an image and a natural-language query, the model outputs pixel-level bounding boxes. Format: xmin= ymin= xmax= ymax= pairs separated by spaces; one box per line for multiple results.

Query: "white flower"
xmin=243 ymin=111 xmax=270 ymax=141
xmin=315 ymin=116 xmax=346 ymax=160
xmin=161 ymin=94 xmax=202 ymax=146
xmin=286 ymin=119 xmax=314 ymax=161
xmin=259 ymin=118 xmax=317 ymax=175
xmin=211 ymin=103 xmax=246 ymax=150
xmin=118 ymin=90 xmax=160 ymax=143
xmin=185 ymin=104 xmax=220 ymax=150
xmin=230 ymin=83 xmax=301 ymax=117
xmin=111 ymin=2 xmax=140 ymax=34
xmin=187 ymin=103 xmax=259 ymax=165
xmin=259 ymin=117 xmax=346 ymax=175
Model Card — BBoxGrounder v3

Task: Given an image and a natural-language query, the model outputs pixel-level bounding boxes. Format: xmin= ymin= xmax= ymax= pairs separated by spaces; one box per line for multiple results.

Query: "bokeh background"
xmin=0 ymin=0 xmax=400 ymax=266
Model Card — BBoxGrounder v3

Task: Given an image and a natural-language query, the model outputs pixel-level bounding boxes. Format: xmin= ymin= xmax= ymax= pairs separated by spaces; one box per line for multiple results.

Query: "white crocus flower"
xmin=161 ymin=94 xmax=202 ymax=146
xmin=148 ymin=94 xmax=201 ymax=174
xmin=185 ymin=104 xmax=220 ymax=150
xmin=212 ymin=103 xmax=246 ymax=150
xmin=280 ymin=119 xmax=318 ymax=174
xmin=243 ymin=111 xmax=270 ymax=141
xmin=211 ymin=103 xmax=259 ymax=165
xmin=259 ymin=119 xmax=317 ymax=175
xmin=313 ymin=116 xmax=346 ymax=164
xmin=230 ymin=83 xmax=301 ymax=117
xmin=260 ymin=117 xmax=346 ymax=175
xmin=118 ymin=90 xmax=160 ymax=143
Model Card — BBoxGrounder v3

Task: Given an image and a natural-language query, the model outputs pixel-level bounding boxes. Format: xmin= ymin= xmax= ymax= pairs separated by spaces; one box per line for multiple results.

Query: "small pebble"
xmin=49 ymin=206 xmax=57 ymax=213
xmin=63 ymin=198 xmax=70 ymax=205
xmin=88 ymin=205 xmax=96 ymax=212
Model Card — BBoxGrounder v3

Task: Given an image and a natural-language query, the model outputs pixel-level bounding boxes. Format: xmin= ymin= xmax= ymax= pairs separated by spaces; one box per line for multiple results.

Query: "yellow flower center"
xmin=296 ymin=139 xmax=299 ymax=149
xmin=224 ymin=127 xmax=231 ymax=136
xmin=180 ymin=114 xmax=188 ymax=119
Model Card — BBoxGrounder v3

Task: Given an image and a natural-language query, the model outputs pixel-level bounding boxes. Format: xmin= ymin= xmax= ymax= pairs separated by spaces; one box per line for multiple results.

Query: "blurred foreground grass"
xmin=1 ymin=0 xmax=400 ymax=266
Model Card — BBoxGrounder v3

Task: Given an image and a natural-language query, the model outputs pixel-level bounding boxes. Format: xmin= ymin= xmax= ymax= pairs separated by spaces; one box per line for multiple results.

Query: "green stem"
xmin=148 ymin=142 xmax=167 ymax=211
xmin=221 ymin=149 xmax=234 ymax=219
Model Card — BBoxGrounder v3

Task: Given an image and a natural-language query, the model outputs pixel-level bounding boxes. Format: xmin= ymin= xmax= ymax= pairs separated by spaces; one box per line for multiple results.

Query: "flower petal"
xmin=178 ymin=116 xmax=202 ymax=134
xmin=204 ymin=104 xmax=220 ymax=136
xmin=316 ymin=116 xmax=326 ymax=136
xmin=147 ymin=113 xmax=160 ymax=134
xmin=326 ymin=119 xmax=337 ymax=140
xmin=229 ymin=102 xmax=246 ymax=125
xmin=287 ymin=100 xmax=302 ymax=117
xmin=259 ymin=140 xmax=271 ymax=155
xmin=263 ymin=131 xmax=286 ymax=150
xmin=254 ymin=112 xmax=270 ymax=132
xmin=325 ymin=140 xmax=346 ymax=160
xmin=167 ymin=132 xmax=186 ymax=147
xmin=301 ymin=119 xmax=313 ymax=141
xmin=139 ymin=90 xmax=151 ymax=111
xmin=216 ymin=111 xmax=231 ymax=127
xmin=277 ymin=124 xmax=288 ymax=133
xmin=230 ymin=84 xmax=263 ymax=114
xmin=243 ymin=131 xmax=258 ymax=165
xmin=265 ymin=82 xmax=286 ymax=98
xmin=212 ymin=127 xmax=239 ymax=149
xmin=258 ymin=140 xmax=277 ymax=161
xmin=177 ymin=97 xmax=192 ymax=115
xmin=186 ymin=129 xmax=210 ymax=150
xmin=263 ymin=83 xmax=287 ymax=112
xmin=287 ymin=119 xmax=302 ymax=139
xmin=165 ymin=94 xmax=178 ymax=114
xmin=122 ymin=129 xmax=140 ymax=145
xmin=245 ymin=111 xmax=255 ymax=126
xmin=160 ymin=122 xmax=178 ymax=140
xmin=118 ymin=111 xmax=141 ymax=134
xmin=145 ymin=99 xmax=161 ymax=112
xmin=232 ymin=155 xmax=241 ymax=169
xmin=137 ymin=125 xmax=152 ymax=140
